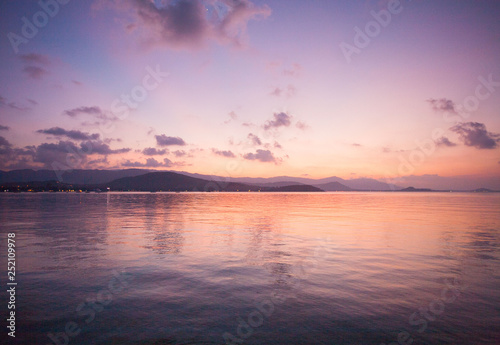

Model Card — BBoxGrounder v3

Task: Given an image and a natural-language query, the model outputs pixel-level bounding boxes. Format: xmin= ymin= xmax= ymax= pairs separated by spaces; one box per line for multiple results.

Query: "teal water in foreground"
xmin=0 ymin=192 xmax=499 ymax=345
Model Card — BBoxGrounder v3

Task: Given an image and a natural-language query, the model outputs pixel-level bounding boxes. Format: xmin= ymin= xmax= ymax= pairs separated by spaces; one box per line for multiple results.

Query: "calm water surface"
xmin=0 ymin=192 xmax=499 ymax=344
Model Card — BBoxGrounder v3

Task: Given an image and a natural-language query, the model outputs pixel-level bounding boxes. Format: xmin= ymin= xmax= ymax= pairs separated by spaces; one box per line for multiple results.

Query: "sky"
xmin=0 ymin=0 xmax=500 ymax=189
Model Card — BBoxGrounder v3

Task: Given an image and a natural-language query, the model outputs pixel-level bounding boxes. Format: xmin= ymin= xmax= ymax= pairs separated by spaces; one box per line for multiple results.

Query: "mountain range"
xmin=146 ymin=170 xmax=401 ymax=191
xmin=1 ymin=169 xmax=497 ymax=192
xmin=0 ymin=169 xmax=400 ymax=191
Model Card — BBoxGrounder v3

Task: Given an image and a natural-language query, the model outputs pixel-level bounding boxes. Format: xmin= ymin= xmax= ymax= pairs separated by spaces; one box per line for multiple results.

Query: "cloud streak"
xmin=36 ymin=127 xmax=100 ymax=141
xmin=64 ymin=106 xmax=104 ymax=117
xmin=435 ymin=137 xmax=457 ymax=147
xmin=142 ymin=147 xmax=168 ymax=155
xmin=212 ymin=148 xmax=235 ymax=158
xmin=156 ymin=134 xmax=186 ymax=146
xmin=428 ymin=98 xmax=457 ymax=113
xmin=19 ymin=53 xmax=51 ymax=80
xmin=23 ymin=66 xmax=48 ymax=80
xmin=19 ymin=53 xmax=50 ymax=65
xmin=122 ymin=157 xmax=173 ymax=168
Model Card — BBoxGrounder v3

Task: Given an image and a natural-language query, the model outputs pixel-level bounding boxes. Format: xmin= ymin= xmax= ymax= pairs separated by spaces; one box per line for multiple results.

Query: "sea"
xmin=0 ymin=192 xmax=499 ymax=345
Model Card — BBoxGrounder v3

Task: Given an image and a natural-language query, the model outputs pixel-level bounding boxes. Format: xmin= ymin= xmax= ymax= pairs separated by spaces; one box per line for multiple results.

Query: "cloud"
xmin=173 ymin=150 xmax=187 ymax=157
xmin=122 ymin=157 xmax=173 ymax=168
xmin=270 ymin=85 xmax=296 ymax=98
xmin=224 ymin=111 xmax=238 ymax=124
xmin=283 ymin=63 xmax=302 ymax=76
xmin=0 ymin=95 xmax=31 ymax=111
xmin=285 ymin=85 xmax=296 ymax=97
xmin=243 ymin=149 xmax=277 ymax=163
xmin=4 ymin=102 xmax=29 ymax=111
xmin=64 ymin=106 xmax=104 ymax=118
xmin=162 ymin=157 xmax=174 ymax=167
xmin=23 ymin=66 xmax=48 ymax=80
xmin=0 ymin=137 xmax=37 ymax=170
xmin=269 ymin=87 xmax=282 ymax=97
xmin=435 ymin=137 xmax=457 ymax=147
xmin=352 ymin=143 xmax=362 ymax=147
xmin=64 ymin=106 xmax=119 ymax=128
xmin=19 ymin=54 xmax=50 ymax=80
xmin=212 ymin=149 xmax=235 ymax=158
xmin=0 ymin=125 xmax=9 ymax=131
xmin=82 ymin=141 xmax=131 ymax=155
xmin=33 ymin=141 xmax=80 ymax=166
xmin=267 ymin=61 xmax=302 ymax=76
xmin=0 ymin=136 xmax=12 ymax=153
xmin=450 ymin=122 xmax=500 ymax=149
xmin=247 ymin=133 xmax=262 ymax=146
xmin=296 ymin=121 xmax=309 ymax=130
xmin=263 ymin=112 xmax=292 ymax=131
xmin=427 ymin=98 xmax=457 ymax=113
xmin=88 ymin=156 xmax=109 ymax=166
xmin=143 ymin=147 xmax=168 ymax=155
xmin=19 ymin=53 xmax=50 ymax=65
xmin=0 ymin=136 xmax=130 ymax=169
xmin=36 ymin=140 xmax=131 ymax=166
xmin=156 ymin=134 xmax=186 ymax=146
xmin=36 ymin=127 xmax=100 ymax=141
xmin=105 ymin=0 xmax=271 ymax=50
xmin=0 ymin=136 xmax=35 ymax=166
xmin=274 ymin=141 xmax=282 ymax=149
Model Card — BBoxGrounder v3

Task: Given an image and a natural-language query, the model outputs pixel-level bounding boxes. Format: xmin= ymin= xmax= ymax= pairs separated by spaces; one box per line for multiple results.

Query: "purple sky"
xmin=0 ymin=0 xmax=499 ymax=189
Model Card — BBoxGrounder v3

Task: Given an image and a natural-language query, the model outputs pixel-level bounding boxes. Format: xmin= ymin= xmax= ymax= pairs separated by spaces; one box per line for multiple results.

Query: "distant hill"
xmin=473 ymin=188 xmax=497 ymax=193
xmin=340 ymin=178 xmax=397 ymax=191
xmin=0 ymin=169 xmax=400 ymax=191
xmin=266 ymin=184 xmax=323 ymax=192
xmin=174 ymin=171 xmax=400 ymax=191
xmin=0 ymin=169 xmax=150 ymax=184
xmin=103 ymin=172 xmax=323 ymax=192
xmin=314 ymin=181 xmax=354 ymax=191
xmin=399 ymin=187 xmax=432 ymax=192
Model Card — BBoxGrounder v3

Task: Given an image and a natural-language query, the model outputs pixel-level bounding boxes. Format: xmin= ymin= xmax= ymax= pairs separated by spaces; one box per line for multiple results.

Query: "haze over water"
xmin=1 ymin=192 xmax=499 ymax=344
